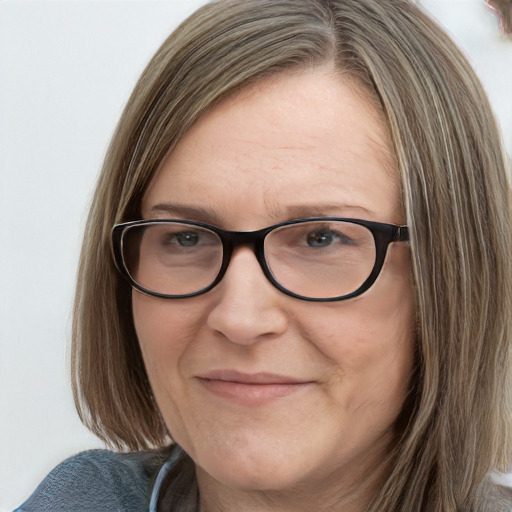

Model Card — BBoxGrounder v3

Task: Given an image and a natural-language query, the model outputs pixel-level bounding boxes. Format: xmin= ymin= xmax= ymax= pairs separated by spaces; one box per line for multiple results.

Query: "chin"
xmin=195 ymin=445 xmax=314 ymax=492
xmin=202 ymin=467 xmax=304 ymax=493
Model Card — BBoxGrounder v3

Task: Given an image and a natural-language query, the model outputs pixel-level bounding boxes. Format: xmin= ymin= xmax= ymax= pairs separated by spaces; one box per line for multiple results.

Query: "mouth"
xmin=196 ymin=370 xmax=315 ymax=405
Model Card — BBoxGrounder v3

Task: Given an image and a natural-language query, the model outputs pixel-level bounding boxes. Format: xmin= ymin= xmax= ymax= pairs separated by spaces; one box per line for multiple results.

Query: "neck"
xmin=195 ymin=452 xmax=391 ymax=512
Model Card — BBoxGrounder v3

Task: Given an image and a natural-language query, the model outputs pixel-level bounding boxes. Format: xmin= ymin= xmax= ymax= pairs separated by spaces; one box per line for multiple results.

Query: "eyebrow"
xmin=274 ymin=203 xmax=376 ymax=220
xmin=148 ymin=202 xmax=376 ymax=225
xmin=148 ymin=204 xmax=221 ymax=224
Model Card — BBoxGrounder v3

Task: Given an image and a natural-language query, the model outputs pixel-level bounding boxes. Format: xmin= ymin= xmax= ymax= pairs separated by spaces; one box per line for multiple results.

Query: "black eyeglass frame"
xmin=112 ymin=217 xmax=409 ymax=302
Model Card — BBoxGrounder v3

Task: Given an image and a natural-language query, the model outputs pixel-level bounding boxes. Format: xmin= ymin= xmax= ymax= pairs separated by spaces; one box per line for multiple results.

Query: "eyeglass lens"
xmin=120 ymin=220 xmax=376 ymax=300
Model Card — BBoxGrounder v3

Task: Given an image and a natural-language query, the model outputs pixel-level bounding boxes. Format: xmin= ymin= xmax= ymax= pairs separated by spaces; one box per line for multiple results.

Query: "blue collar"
xmin=148 ymin=446 xmax=188 ymax=511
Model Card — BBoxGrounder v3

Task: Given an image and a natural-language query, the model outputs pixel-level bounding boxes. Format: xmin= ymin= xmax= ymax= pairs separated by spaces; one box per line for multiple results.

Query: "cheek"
xmin=131 ymin=292 xmax=206 ymax=397
xmin=298 ymin=259 xmax=416 ymax=413
xmin=133 ymin=291 xmax=205 ymax=347
xmin=132 ymin=292 xmax=217 ymax=446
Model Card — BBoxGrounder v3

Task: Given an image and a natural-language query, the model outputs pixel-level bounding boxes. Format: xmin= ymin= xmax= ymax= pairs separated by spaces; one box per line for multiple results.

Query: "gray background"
xmin=1 ymin=1 xmax=511 ymax=509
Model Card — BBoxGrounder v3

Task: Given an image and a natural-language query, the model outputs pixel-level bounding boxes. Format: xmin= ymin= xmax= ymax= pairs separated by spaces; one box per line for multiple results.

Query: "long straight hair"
xmin=72 ymin=1 xmax=512 ymax=510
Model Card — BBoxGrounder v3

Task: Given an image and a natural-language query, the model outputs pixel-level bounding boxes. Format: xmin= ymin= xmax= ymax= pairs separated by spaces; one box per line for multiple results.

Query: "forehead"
xmin=142 ymin=67 xmax=401 ymax=227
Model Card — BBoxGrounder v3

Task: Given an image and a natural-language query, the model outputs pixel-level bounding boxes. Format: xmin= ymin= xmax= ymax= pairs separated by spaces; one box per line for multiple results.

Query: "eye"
xmin=170 ymin=231 xmax=200 ymax=247
xmin=306 ymin=230 xmax=352 ymax=248
xmin=307 ymin=231 xmax=332 ymax=247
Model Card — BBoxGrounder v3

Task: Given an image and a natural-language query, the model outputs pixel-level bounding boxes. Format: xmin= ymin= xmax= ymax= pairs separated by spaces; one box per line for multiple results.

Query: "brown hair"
xmin=72 ymin=1 xmax=512 ymax=509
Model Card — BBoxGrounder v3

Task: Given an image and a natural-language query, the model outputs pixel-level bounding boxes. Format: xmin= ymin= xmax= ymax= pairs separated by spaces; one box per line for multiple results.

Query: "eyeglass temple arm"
xmin=396 ymin=225 xmax=409 ymax=242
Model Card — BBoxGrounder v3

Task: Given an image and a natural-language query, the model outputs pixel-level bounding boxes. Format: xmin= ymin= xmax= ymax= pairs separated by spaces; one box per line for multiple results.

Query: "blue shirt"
xmin=14 ymin=446 xmax=512 ymax=511
xmin=14 ymin=447 xmax=184 ymax=512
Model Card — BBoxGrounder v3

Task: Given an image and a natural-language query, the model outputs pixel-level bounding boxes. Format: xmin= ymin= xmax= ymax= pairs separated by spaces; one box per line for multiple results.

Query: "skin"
xmin=133 ymin=66 xmax=416 ymax=512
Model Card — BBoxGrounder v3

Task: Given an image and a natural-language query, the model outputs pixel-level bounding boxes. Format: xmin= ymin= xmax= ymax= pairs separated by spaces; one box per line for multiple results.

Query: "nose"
xmin=206 ymin=246 xmax=289 ymax=345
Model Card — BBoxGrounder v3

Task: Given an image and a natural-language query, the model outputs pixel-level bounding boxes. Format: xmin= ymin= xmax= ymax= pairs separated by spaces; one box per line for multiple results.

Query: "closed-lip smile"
xmin=196 ymin=370 xmax=315 ymax=405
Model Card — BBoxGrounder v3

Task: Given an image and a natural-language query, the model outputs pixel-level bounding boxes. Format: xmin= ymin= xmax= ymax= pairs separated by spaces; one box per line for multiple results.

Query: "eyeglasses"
xmin=112 ymin=217 xmax=409 ymax=302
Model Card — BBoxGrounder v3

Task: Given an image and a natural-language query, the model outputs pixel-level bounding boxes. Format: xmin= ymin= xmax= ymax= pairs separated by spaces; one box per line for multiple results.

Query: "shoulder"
xmin=490 ymin=482 xmax=512 ymax=512
xmin=15 ymin=448 xmax=168 ymax=512
xmin=478 ymin=474 xmax=512 ymax=512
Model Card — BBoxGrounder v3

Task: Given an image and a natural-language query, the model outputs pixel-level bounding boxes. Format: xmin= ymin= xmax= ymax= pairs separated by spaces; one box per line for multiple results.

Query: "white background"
xmin=1 ymin=1 xmax=511 ymax=510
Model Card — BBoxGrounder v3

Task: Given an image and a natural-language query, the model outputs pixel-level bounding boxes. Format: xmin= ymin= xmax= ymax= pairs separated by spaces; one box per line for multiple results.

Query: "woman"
xmin=16 ymin=0 xmax=512 ymax=511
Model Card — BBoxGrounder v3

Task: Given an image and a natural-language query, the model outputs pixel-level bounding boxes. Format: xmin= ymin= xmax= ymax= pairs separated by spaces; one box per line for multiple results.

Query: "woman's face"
xmin=134 ymin=68 xmax=415 ymax=500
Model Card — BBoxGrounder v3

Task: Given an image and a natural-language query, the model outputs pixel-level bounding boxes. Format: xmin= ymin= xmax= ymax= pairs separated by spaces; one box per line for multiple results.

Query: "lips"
xmin=198 ymin=369 xmax=309 ymax=384
xmin=196 ymin=370 xmax=314 ymax=405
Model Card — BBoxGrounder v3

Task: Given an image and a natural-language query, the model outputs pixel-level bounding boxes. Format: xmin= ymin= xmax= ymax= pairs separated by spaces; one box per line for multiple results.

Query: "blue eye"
xmin=306 ymin=230 xmax=352 ymax=248
xmin=307 ymin=231 xmax=333 ymax=247
xmin=172 ymin=231 xmax=200 ymax=246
